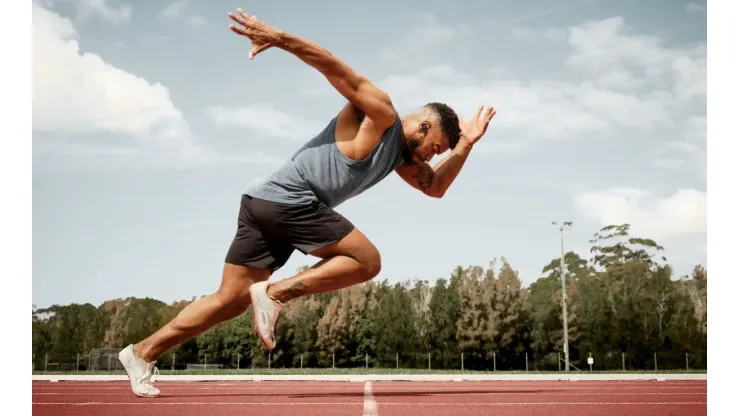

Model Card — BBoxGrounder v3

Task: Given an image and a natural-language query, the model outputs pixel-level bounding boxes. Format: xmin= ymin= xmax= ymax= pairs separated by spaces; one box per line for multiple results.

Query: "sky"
xmin=31 ymin=0 xmax=707 ymax=309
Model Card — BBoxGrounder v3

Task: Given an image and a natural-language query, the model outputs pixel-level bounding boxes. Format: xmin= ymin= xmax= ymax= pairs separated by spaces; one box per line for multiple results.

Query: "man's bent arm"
xmin=276 ymin=32 xmax=396 ymax=128
xmin=395 ymin=140 xmax=474 ymax=198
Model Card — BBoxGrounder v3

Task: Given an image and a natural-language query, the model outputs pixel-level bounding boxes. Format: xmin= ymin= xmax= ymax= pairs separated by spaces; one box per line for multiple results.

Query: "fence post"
xmin=654 ymin=352 xmax=657 ymax=371
xmin=76 ymin=353 xmax=80 ymax=372
xmin=428 ymin=352 xmax=431 ymax=370
xmin=589 ymin=352 xmax=593 ymax=371
xmin=300 ymin=354 xmax=303 ymax=369
xmin=89 ymin=354 xmax=92 ymax=371
xmin=237 ymin=353 xmax=240 ymax=369
xmin=172 ymin=353 xmax=176 ymax=371
xmin=108 ymin=354 xmax=112 ymax=371
xmin=493 ymin=352 xmax=496 ymax=371
xmin=268 ymin=353 xmax=271 ymax=369
xmin=525 ymin=352 xmax=529 ymax=371
xmin=332 ymin=353 xmax=335 ymax=369
xmin=44 ymin=354 xmax=48 ymax=373
xmin=365 ymin=353 xmax=368 ymax=369
xmin=685 ymin=352 xmax=689 ymax=371
xmin=461 ymin=353 xmax=464 ymax=371
xmin=622 ymin=352 xmax=625 ymax=371
xmin=396 ymin=353 xmax=399 ymax=369
xmin=558 ymin=352 xmax=562 ymax=371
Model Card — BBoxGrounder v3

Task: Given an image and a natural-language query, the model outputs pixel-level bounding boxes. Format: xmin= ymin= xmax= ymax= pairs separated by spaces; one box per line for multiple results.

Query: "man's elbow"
xmin=357 ymin=83 xmax=396 ymax=127
xmin=424 ymin=186 xmax=445 ymax=199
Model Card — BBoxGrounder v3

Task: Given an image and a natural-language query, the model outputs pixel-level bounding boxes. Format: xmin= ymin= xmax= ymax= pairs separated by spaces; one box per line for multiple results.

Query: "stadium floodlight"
xmin=552 ymin=221 xmax=572 ymax=371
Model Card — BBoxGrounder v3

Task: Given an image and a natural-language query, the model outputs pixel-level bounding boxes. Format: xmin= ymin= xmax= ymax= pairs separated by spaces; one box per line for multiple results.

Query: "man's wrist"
xmin=453 ymin=137 xmax=474 ymax=156
xmin=274 ymin=30 xmax=289 ymax=49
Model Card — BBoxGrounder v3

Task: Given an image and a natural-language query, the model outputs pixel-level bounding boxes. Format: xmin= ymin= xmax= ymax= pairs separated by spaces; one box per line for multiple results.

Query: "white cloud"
xmin=375 ymin=15 xmax=705 ymax=157
xmin=75 ymin=0 xmax=131 ymax=25
xmin=186 ymin=16 xmax=209 ymax=27
xmin=33 ymin=4 xmax=186 ymax=140
xmin=574 ymin=187 xmax=706 ymax=239
xmin=205 ymin=103 xmax=326 ymax=141
xmin=31 ymin=3 xmax=229 ymax=169
xmin=379 ymin=66 xmax=675 ymax=150
xmin=685 ymin=2 xmax=706 ymax=13
xmin=565 ymin=17 xmax=704 ymax=177
xmin=652 ymin=115 xmax=706 ymax=175
xmin=34 ymin=142 xmax=141 ymax=156
xmin=381 ymin=69 xmax=610 ymax=144
xmin=377 ymin=13 xmax=477 ymax=61
xmin=159 ymin=1 xmax=207 ymax=27
xmin=160 ymin=0 xmax=188 ymax=17
xmin=566 ymin=16 xmax=706 ymax=98
xmin=511 ymin=26 xmax=566 ymax=42
xmin=652 ymin=157 xmax=685 ymax=169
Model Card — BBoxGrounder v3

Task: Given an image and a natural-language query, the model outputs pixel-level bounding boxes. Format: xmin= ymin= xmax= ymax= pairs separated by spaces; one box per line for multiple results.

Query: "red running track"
xmin=32 ymin=379 xmax=707 ymax=416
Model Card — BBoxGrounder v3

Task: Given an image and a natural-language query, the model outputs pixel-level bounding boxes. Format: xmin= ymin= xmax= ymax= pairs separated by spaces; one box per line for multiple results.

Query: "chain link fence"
xmin=32 ymin=348 xmax=706 ymax=373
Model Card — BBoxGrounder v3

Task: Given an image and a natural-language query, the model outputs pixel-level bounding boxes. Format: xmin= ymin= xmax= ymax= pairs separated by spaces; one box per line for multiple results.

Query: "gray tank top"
xmin=244 ymin=113 xmax=405 ymax=208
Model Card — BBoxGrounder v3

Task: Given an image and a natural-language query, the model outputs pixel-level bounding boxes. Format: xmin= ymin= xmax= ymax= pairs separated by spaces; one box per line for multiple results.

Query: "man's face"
xmin=406 ymin=120 xmax=451 ymax=163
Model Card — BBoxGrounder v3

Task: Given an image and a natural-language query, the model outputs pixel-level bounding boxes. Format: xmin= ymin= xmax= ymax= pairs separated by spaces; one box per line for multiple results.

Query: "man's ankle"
xmin=266 ymin=284 xmax=288 ymax=303
xmin=133 ymin=343 xmax=155 ymax=363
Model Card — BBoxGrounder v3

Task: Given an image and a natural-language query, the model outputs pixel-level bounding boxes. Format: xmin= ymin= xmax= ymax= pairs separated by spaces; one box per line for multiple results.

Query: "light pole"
xmin=552 ymin=221 xmax=572 ymax=371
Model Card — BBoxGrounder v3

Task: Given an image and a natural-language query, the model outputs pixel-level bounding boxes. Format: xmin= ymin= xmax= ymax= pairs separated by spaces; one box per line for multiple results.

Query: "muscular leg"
xmin=266 ymin=228 xmax=381 ymax=303
xmin=134 ymin=263 xmax=271 ymax=362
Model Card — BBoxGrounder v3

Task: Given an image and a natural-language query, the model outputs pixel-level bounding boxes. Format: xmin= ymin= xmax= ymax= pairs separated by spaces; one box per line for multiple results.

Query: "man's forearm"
xmin=429 ymin=141 xmax=474 ymax=197
xmin=276 ymin=32 xmax=352 ymax=81
xmin=275 ymin=31 xmax=395 ymax=125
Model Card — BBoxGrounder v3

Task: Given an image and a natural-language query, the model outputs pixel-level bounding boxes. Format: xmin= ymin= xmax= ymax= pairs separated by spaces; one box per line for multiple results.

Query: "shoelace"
xmin=269 ymin=294 xmax=283 ymax=306
xmin=139 ymin=362 xmax=160 ymax=388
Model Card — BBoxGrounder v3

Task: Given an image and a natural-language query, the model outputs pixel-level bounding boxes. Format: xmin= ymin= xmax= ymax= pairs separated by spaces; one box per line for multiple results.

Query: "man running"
xmin=118 ymin=7 xmax=496 ymax=397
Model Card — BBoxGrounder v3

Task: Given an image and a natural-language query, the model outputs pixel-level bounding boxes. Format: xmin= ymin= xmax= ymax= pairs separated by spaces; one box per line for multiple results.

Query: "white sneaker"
xmin=118 ymin=345 xmax=160 ymax=398
xmin=249 ymin=281 xmax=283 ymax=350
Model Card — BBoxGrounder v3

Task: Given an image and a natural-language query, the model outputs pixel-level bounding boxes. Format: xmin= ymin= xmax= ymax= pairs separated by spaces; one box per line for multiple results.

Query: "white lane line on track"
xmin=32 ymin=386 xmax=708 ymax=391
xmin=31 ymin=401 xmax=708 ymax=406
xmin=363 ymin=381 xmax=379 ymax=416
xmin=31 ymin=391 xmax=708 ymax=396
xmin=32 ymin=381 xmax=707 ymax=385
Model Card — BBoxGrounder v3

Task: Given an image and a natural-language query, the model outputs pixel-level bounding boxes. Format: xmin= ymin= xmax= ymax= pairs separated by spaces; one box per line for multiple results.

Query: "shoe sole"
xmin=250 ymin=284 xmax=282 ymax=350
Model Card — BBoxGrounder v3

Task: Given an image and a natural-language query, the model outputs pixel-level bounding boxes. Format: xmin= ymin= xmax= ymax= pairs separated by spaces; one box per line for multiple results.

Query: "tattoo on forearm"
xmin=412 ymin=162 xmax=435 ymax=190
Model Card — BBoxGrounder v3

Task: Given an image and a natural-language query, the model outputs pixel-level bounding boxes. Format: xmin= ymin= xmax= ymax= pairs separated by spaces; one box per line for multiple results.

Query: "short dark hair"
xmin=425 ymin=102 xmax=461 ymax=149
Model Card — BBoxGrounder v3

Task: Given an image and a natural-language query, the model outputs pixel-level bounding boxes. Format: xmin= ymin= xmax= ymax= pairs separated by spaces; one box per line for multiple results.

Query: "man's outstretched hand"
xmin=459 ymin=106 xmax=496 ymax=146
xmin=228 ymin=8 xmax=284 ymax=60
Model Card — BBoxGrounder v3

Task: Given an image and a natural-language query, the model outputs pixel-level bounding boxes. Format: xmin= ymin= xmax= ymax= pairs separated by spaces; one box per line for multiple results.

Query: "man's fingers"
xmin=229 ymin=24 xmax=250 ymax=37
xmin=473 ymin=105 xmax=483 ymax=120
xmin=228 ymin=12 xmax=247 ymax=26
xmin=487 ymin=107 xmax=496 ymax=121
xmin=237 ymin=8 xmax=252 ymax=21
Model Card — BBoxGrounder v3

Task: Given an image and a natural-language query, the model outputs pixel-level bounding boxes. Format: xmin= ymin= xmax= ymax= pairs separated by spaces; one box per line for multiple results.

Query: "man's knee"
xmin=358 ymin=247 xmax=382 ymax=281
xmin=312 ymin=228 xmax=382 ymax=281
xmin=216 ymin=263 xmax=270 ymax=312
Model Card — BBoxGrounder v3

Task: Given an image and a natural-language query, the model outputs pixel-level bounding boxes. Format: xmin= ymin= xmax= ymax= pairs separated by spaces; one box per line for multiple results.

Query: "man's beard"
xmin=402 ymin=137 xmax=422 ymax=163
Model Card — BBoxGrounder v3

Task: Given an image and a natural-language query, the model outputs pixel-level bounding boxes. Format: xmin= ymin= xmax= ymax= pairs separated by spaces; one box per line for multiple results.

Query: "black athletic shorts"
xmin=224 ymin=194 xmax=355 ymax=272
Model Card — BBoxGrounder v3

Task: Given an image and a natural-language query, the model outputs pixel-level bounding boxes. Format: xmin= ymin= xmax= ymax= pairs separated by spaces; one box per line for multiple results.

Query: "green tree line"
xmin=32 ymin=224 xmax=707 ymax=371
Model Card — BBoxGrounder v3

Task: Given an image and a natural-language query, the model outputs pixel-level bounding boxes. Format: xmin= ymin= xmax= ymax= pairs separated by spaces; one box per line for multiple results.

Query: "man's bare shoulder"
xmin=334 ymin=102 xmax=397 ymax=161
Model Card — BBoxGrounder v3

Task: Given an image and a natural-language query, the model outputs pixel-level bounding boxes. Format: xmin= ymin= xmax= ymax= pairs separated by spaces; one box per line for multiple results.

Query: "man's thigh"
xmin=224 ymin=195 xmax=295 ymax=272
